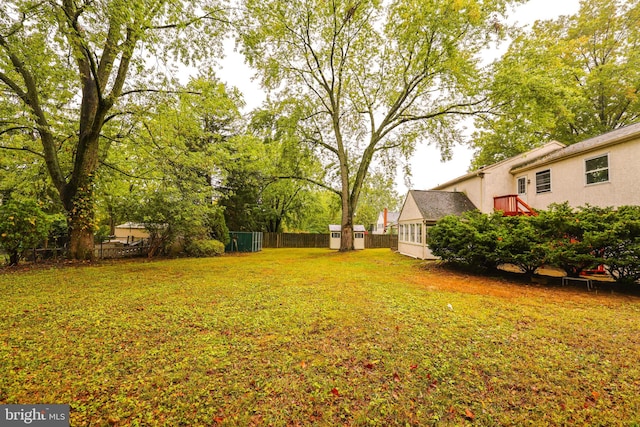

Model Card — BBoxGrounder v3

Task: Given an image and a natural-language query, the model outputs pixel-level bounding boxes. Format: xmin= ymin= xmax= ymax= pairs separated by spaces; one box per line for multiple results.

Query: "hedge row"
xmin=428 ymin=203 xmax=640 ymax=285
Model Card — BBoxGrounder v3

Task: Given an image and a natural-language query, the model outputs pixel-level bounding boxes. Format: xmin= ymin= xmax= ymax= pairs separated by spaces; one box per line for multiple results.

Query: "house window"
xmin=517 ymin=177 xmax=526 ymax=195
xmin=536 ymin=169 xmax=551 ymax=193
xmin=331 ymin=232 xmax=341 ymax=239
xmin=585 ymin=154 xmax=609 ymax=184
xmin=416 ymin=223 xmax=422 ymax=244
xmin=354 ymin=232 xmax=364 ymax=239
xmin=410 ymin=224 xmax=415 ymax=242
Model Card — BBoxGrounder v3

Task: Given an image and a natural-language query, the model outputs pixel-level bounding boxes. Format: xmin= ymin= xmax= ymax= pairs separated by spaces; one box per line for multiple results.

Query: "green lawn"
xmin=1 ymin=249 xmax=639 ymax=426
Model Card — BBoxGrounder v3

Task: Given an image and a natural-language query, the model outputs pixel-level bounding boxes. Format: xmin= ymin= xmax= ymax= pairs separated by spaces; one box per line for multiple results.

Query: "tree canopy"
xmin=471 ymin=0 xmax=640 ymax=168
xmin=239 ymin=0 xmax=519 ymax=250
xmin=0 ymin=0 xmax=228 ymax=258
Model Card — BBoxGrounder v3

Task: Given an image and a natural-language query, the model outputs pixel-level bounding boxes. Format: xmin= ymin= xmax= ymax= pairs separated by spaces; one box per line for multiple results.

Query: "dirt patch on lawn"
xmin=407 ymin=261 xmax=640 ymax=303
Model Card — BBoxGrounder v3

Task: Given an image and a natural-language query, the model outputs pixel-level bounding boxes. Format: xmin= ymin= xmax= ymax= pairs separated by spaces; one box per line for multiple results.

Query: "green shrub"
xmin=0 ymin=199 xmax=51 ymax=265
xmin=185 ymin=239 xmax=225 ymax=257
xmin=428 ymin=210 xmax=502 ymax=271
xmin=497 ymin=215 xmax=546 ymax=275
xmin=537 ymin=204 xmax=610 ymax=277
xmin=592 ymin=206 xmax=640 ymax=285
xmin=204 ymin=205 xmax=229 ymax=244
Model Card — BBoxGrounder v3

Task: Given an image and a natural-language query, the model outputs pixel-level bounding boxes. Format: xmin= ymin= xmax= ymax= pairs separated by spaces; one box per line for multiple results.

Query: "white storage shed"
xmin=329 ymin=224 xmax=366 ymax=250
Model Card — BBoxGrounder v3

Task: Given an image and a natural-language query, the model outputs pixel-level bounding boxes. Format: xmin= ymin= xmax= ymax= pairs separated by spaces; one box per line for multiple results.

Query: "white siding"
xmin=397 ymin=193 xmax=434 ymax=259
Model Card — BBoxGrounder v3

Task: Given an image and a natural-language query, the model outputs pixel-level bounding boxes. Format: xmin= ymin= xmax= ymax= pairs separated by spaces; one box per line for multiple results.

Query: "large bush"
xmin=429 ymin=203 xmax=640 ymax=286
xmin=536 ymin=203 xmax=609 ymax=277
xmin=428 ymin=210 xmax=503 ymax=271
xmin=129 ymin=190 xmax=229 ymax=258
xmin=592 ymin=206 xmax=640 ymax=285
xmin=0 ymin=199 xmax=51 ymax=265
xmin=496 ymin=215 xmax=546 ymax=276
xmin=184 ymin=239 xmax=225 ymax=257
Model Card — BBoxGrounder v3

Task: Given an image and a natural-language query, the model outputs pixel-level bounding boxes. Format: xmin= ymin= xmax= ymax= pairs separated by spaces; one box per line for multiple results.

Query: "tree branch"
xmin=0 ymin=144 xmax=44 ymax=158
xmin=275 ymin=175 xmax=340 ymax=196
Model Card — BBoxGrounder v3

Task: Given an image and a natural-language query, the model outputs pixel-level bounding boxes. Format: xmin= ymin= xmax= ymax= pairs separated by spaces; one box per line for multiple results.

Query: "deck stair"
xmin=493 ymin=195 xmax=537 ymax=216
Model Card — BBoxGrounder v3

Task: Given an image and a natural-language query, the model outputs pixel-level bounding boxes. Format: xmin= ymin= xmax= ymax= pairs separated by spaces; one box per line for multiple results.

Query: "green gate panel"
xmin=225 ymin=232 xmax=263 ymax=252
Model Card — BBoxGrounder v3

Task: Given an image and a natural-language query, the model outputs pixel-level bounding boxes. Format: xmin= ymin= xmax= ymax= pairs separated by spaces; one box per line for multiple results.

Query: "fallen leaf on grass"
xmin=330 ymin=387 xmax=340 ymax=397
xmin=465 ymin=408 xmax=475 ymax=420
xmin=364 ymin=360 xmax=380 ymax=369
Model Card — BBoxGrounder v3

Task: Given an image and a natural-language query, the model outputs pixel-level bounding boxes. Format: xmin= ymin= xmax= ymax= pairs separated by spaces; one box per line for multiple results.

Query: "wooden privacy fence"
xmin=263 ymin=232 xmax=397 ymax=249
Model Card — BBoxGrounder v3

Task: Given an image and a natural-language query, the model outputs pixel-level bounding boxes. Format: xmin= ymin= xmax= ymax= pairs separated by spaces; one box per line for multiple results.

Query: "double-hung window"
xmin=536 ymin=169 xmax=551 ymax=194
xmin=585 ymin=154 xmax=609 ymax=184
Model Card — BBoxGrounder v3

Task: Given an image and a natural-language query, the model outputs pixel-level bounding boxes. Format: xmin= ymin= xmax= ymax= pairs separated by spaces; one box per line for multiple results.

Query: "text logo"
xmin=1 ymin=405 xmax=69 ymax=426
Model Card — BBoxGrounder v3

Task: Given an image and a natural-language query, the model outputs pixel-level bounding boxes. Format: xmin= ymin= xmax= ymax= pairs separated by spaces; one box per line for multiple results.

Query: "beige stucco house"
xmin=397 ymin=190 xmax=476 ymax=259
xmin=433 ymin=122 xmax=640 ymax=213
xmin=113 ymin=222 xmax=150 ymax=244
xmin=397 ymin=122 xmax=640 ymax=260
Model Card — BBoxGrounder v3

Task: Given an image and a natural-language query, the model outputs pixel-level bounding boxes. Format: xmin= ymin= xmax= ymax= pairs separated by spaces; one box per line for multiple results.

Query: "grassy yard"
xmin=1 ymin=249 xmax=639 ymax=426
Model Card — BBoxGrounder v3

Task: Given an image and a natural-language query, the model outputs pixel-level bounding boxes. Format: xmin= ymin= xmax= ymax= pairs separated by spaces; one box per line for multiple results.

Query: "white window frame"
xmin=585 ymin=153 xmax=609 ymax=185
xmin=536 ymin=169 xmax=551 ymax=194
xmin=517 ymin=176 xmax=526 ymax=195
xmin=416 ymin=223 xmax=422 ymax=244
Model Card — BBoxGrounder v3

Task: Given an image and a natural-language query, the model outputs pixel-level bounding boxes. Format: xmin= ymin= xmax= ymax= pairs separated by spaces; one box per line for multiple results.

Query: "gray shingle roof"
xmin=511 ymin=121 xmax=640 ymax=172
xmin=409 ymin=190 xmax=477 ymax=221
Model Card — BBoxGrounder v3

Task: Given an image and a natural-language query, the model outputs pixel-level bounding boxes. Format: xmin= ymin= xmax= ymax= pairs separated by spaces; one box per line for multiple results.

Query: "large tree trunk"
xmin=65 ymin=186 xmax=96 ymax=260
xmin=339 ymin=190 xmax=355 ymax=251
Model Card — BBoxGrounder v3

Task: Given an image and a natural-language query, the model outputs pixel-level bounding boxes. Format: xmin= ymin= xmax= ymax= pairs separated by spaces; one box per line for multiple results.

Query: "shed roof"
xmin=329 ymin=224 xmax=366 ymax=232
xmin=408 ymin=190 xmax=477 ymax=222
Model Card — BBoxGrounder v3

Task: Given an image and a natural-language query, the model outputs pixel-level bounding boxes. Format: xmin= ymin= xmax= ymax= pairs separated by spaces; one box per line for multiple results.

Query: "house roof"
xmin=431 ymin=141 xmax=566 ymax=190
xmin=377 ymin=211 xmax=400 ymax=224
xmin=511 ymin=121 xmax=640 ymax=173
xmin=408 ymin=190 xmax=477 ymax=222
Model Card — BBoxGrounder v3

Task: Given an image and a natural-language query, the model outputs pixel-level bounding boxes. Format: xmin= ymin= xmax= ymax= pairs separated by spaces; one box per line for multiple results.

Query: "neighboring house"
xmin=113 ymin=222 xmax=150 ymax=244
xmin=372 ymin=208 xmax=400 ymax=235
xmin=432 ymin=122 xmax=640 ymax=213
xmin=397 ymin=190 xmax=476 ymax=259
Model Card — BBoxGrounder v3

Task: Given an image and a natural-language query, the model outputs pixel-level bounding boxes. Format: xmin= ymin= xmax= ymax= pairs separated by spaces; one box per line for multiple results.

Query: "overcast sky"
xmin=213 ymin=0 xmax=582 ymax=195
